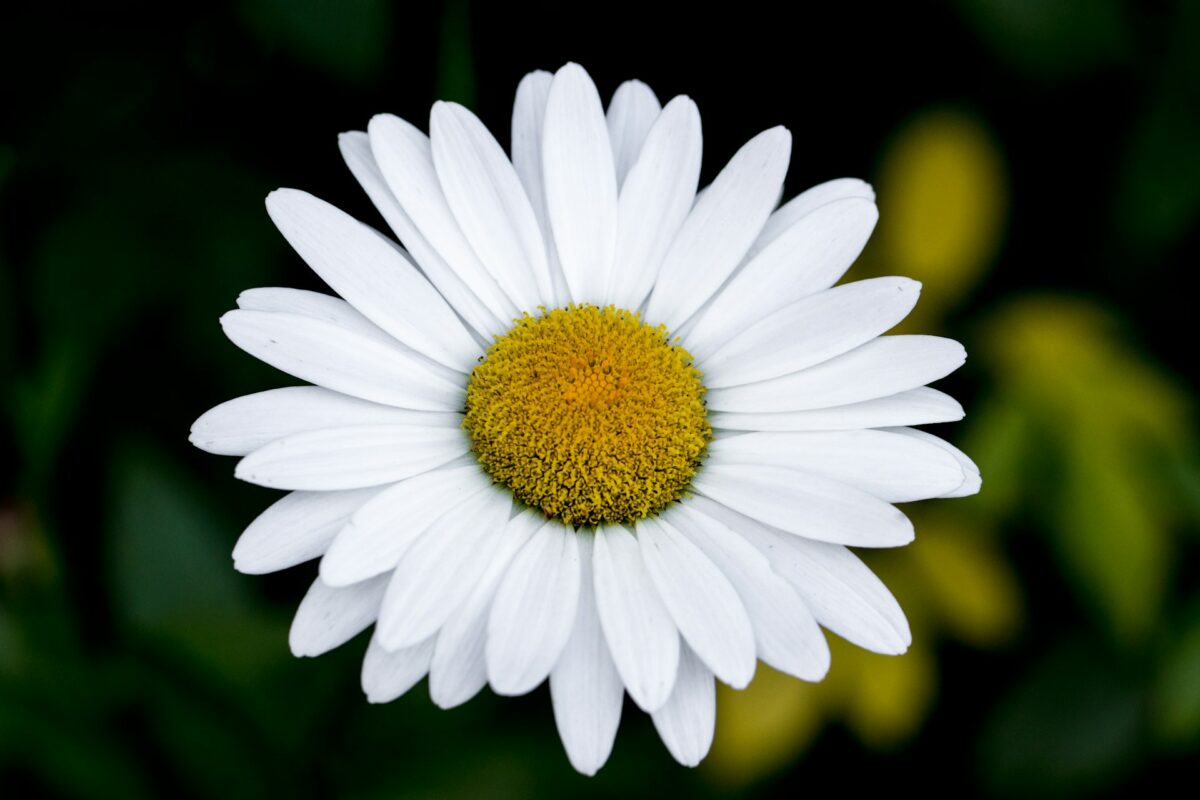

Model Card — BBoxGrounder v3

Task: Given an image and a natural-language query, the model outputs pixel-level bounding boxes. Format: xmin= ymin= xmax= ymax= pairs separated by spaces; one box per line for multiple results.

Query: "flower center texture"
xmin=463 ymin=304 xmax=712 ymax=526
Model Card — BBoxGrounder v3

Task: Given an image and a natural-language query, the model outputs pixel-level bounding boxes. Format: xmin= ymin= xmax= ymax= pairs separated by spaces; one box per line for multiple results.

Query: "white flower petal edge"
xmin=651 ymin=642 xmax=716 ymax=767
xmin=543 ymin=63 xmax=619 ymax=304
xmin=486 ymin=521 xmax=581 ymax=696
xmin=592 ymin=524 xmax=680 ymax=712
xmin=550 ymin=534 xmax=624 ymax=775
xmin=192 ymin=61 xmax=979 ymax=776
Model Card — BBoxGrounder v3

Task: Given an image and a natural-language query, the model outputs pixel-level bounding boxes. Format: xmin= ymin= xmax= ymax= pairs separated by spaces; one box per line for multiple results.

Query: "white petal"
xmin=265 ymin=189 xmax=479 ymax=371
xmin=707 ymin=335 xmax=967 ymax=413
xmin=606 ymin=79 xmax=661 ymax=187
xmin=368 ymin=114 xmax=519 ymax=322
xmin=707 ymin=428 xmax=967 ymax=503
xmin=340 ymin=130 xmax=504 ymax=338
xmin=650 ymin=643 xmax=715 ymax=768
xmin=320 ymin=464 xmax=491 ymax=587
xmin=692 ymin=463 xmax=914 ymax=548
xmin=748 ymin=177 xmax=875 ymax=261
xmin=191 ymin=386 xmax=461 ymax=456
xmin=685 ymin=198 xmax=880 ymax=360
xmin=608 ymin=96 xmax=703 ymax=310
xmin=703 ymin=277 xmax=921 ymax=388
xmin=289 ymin=575 xmax=387 ymax=657
xmin=550 ymin=534 xmax=624 ymax=775
xmin=361 ymin=635 xmax=436 ymax=703
xmin=543 ymin=62 xmax=619 ymax=304
xmin=429 ymin=508 xmax=544 ymax=709
xmin=220 ymin=309 xmax=465 ymax=411
xmin=692 ymin=496 xmax=910 ymax=654
xmin=665 ymin=503 xmax=829 ymax=681
xmin=511 ymin=70 xmax=570 ymax=306
xmin=237 ymin=287 xmax=377 ymax=327
xmin=234 ymin=424 xmax=469 ymax=491
xmin=884 ymin=427 xmax=982 ymax=497
xmin=487 ymin=522 xmax=581 ymax=696
xmin=644 ymin=126 xmax=791 ymax=331
xmin=592 ymin=524 xmax=679 ymax=711
xmin=431 ymin=101 xmax=552 ymax=309
xmin=636 ymin=517 xmax=756 ymax=688
xmin=376 ymin=486 xmax=513 ymax=649
xmin=707 ymin=388 xmax=964 ymax=432
xmin=234 ymin=487 xmax=379 ymax=575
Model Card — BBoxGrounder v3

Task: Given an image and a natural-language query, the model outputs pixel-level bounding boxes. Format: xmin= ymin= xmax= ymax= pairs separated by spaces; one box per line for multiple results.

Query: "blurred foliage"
xmin=872 ymin=110 xmax=1008 ymax=328
xmin=3 ymin=0 xmax=1199 ymax=797
xmin=954 ymin=0 xmax=1132 ymax=79
xmin=241 ymin=0 xmax=393 ymax=80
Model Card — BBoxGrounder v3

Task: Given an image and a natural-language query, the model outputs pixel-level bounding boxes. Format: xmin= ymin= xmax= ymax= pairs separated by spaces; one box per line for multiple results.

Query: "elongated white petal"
xmin=361 ymin=635 xmax=436 ymax=703
xmin=550 ymin=534 xmax=624 ymax=776
xmin=703 ymin=277 xmax=921 ymax=388
xmin=289 ymin=575 xmax=387 ymax=657
xmin=637 ymin=517 xmax=756 ymax=688
xmin=645 ymin=127 xmax=791 ymax=331
xmin=511 ymin=70 xmax=570 ymax=306
xmin=606 ymin=80 xmax=661 ymax=187
xmin=220 ymin=309 xmax=465 ymax=411
xmin=320 ymin=464 xmax=491 ymax=586
xmin=707 ymin=387 xmax=964 ymax=432
xmin=487 ymin=522 xmax=581 ymax=696
xmin=368 ymin=113 xmax=518 ymax=322
xmin=191 ymin=386 xmax=461 ymax=457
xmin=429 ymin=508 xmax=543 ymax=708
xmin=748 ymin=177 xmax=875 ymax=260
xmin=608 ymin=96 xmax=702 ymax=310
xmin=265 ymin=189 xmax=478 ymax=371
xmin=592 ymin=524 xmax=679 ymax=711
xmin=543 ymin=63 xmax=619 ymax=304
xmin=234 ymin=487 xmax=378 ymax=575
xmin=651 ymin=643 xmax=715 ymax=768
xmin=236 ymin=287 xmax=383 ymax=331
xmin=708 ymin=428 xmax=966 ymax=503
xmin=687 ymin=198 xmax=879 ymax=360
xmin=693 ymin=463 xmax=914 ymax=547
xmin=692 ymin=496 xmax=910 ymax=654
xmin=666 ymin=503 xmax=829 ymax=680
xmin=707 ymin=335 xmax=966 ymax=413
xmin=234 ymin=424 xmax=469 ymax=491
xmin=376 ymin=486 xmax=513 ymax=649
xmin=340 ymin=130 xmax=503 ymax=338
xmin=431 ymin=101 xmax=552 ymax=309
xmin=884 ymin=427 xmax=982 ymax=497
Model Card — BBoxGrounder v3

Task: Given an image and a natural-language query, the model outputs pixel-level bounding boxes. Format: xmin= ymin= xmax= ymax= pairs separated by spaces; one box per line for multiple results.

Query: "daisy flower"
xmin=190 ymin=62 xmax=980 ymax=774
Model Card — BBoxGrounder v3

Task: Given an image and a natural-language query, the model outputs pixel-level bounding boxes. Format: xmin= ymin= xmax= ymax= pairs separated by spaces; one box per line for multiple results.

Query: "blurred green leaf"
xmin=954 ymin=0 xmax=1130 ymax=78
xmin=0 ymin=145 xmax=14 ymax=391
xmin=959 ymin=395 xmax=1036 ymax=518
xmin=1151 ymin=600 xmax=1200 ymax=747
xmin=1057 ymin=409 xmax=1169 ymax=643
xmin=1116 ymin=88 xmax=1200 ymax=252
xmin=242 ymin=0 xmax=392 ymax=80
xmin=107 ymin=443 xmax=250 ymax=627
xmin=8 ymin=341 xmax=92 ymax=491
xmin=979 ymin=639 xmax=1143 ymax=798
xmin=30 ymin=196 xmax=161 ymax=350
xmin=864 ymin=109 xmax=1007 ymax=330
xmin=437 ymin=0 xmax=476 ymax=109
xmin=977 ymin=298 xmax=1196 ymax=642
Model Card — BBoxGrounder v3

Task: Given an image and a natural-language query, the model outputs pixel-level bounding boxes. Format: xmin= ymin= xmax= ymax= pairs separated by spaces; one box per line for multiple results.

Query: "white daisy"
xmin=190 ymin=62 xmax=980 ymax=774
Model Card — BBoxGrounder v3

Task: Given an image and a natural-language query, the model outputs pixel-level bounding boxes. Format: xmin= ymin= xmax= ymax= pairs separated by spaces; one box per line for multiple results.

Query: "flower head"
xmin=191 ymin=62 xmax=980 ymax=774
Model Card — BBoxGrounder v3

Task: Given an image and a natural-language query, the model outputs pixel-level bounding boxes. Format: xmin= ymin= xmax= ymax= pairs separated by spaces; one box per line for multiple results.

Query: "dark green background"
xmin=2 ymin=0 xmax=1198 ymax=796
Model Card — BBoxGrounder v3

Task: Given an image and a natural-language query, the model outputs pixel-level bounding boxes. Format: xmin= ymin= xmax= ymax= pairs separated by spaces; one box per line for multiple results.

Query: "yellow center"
xmin=463 ymin=304 xmax=711 ymax=526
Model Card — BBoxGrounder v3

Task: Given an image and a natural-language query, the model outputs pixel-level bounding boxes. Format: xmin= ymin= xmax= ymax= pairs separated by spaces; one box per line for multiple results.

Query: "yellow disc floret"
xmin=464 ymin=304 xmax=711 ymax=526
